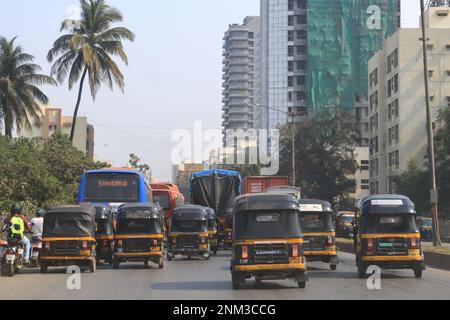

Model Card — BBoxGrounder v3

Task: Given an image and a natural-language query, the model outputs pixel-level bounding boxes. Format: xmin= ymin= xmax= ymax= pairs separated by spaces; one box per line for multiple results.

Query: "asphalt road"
xmin=0 ymin=251 xmax=449 ymax=300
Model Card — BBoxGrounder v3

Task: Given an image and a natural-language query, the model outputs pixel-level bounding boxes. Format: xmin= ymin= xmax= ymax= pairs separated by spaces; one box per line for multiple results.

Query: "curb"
xmin=337 ymin=240 xmax=450 ymax=271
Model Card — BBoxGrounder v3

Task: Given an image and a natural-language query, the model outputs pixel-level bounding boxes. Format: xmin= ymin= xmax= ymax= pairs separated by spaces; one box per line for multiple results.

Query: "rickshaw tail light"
xmin=241 ymin=246 xmax=249 ymax=259
xmin=292 ymin=244 xmax=299 ymax=258
xmin=117 ymin=240 xmax=123 ymax=247
xmin=410 ymin=238 xmax=418 ymax=250
xmin=82 ymin=241 xmax=88 ymax=249
xmin=44 ymin=242 xmax=50 ymax=250
xmin=326 ymin=236 xmax=334 ymax=247
xmin=367 ymin=239 xmax=374 ymax=255
xmin=152 ymin=240 xmax=158 ymax=247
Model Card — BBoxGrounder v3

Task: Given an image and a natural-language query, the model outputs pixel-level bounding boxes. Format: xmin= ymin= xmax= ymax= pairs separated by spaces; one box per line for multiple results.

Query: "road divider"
xmin=336 ymin=239 xmax=450 ymax=272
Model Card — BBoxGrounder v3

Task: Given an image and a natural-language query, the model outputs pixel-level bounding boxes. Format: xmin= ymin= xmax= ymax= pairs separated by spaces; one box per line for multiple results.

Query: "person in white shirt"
xmin=30 ymin=208 xmax=45 ymax=241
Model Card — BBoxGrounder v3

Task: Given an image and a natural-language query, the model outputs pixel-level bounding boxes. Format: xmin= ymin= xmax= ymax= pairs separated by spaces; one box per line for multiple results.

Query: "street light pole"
xmin=291 ymin=111 xmax=296 ymax=187
xmin=420 ymin=0 xmax=442 ymax=247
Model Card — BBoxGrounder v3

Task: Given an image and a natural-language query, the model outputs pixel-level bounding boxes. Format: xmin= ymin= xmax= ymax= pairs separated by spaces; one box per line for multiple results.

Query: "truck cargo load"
xmin=242 ymin=176 xmax=289 ymax=194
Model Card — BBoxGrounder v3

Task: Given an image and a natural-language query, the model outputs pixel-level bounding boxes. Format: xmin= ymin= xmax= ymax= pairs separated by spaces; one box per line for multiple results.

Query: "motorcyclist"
xmin=30 ymin=208 xmax=45 ymax=242
xmin=7 ymin=204 xmax=31 ymax=264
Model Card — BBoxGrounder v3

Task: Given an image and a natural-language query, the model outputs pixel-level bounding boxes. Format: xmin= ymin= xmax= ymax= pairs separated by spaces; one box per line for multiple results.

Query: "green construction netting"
xmin=307 ymin=0 xmax=398 ymax=111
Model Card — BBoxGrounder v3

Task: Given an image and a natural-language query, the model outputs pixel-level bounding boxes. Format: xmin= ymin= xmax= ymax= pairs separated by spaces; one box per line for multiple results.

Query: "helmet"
xmin=36 ymin=208 xmax=45 ymax=218
xmin=10 ymin=203 xmax=22 ymax=215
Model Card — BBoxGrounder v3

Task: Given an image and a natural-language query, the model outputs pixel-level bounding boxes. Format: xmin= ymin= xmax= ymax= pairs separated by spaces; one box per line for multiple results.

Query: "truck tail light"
xmin=241 ymin=246 xmax=249 ymax=259
xmin=292 ymin=244 xmax=299 ymax=258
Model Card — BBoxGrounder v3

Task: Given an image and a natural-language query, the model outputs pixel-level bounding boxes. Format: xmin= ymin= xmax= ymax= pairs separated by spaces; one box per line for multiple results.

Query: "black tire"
xmin=298 ymin=281 xmax=306 ymax=289
xmin=331 ymin=264 xmax=337 ymax=271
xmin=89 ymin=260 xmax=96 ymax=273
xmin=144 ymin=259 xmax=149 ymax=267
xmin=5 ymin=264 xmax=14 ymax=277
xmin=40 ymin=263 xmax=48 ymax=274
xmin=113 ymin=258 xmax=120 ymax=270
xmin=357 ymin=265 xmax=367 ymax=279
xmin=167 ymin=254 xmax=173 ymax=261
xmin=414 ymin=269 xmax=423 ymax=279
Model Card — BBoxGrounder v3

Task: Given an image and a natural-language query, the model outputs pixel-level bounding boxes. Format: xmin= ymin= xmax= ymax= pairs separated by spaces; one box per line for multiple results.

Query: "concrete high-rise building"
xmin=17 ymin=106 xmax=95 ymax=161
xmin=222 ymin=16 xmax=262 ymax=144
xmin=368 ymin=6 xmax=450 ymax=194
xmin=260 ymin=0 xmax=400 ymax=140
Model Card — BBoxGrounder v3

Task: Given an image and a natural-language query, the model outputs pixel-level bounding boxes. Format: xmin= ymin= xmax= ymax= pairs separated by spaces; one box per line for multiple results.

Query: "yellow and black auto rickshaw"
xmin=230 ymin=194 xmax=308 ymax=290
xmin=336 ymin=211 xmax=355 ymax=239
xmin=40 ymin=205 xmax=97 ymax=273
xmin=205 ymin=207 xmax=219 ymax=255
xmin=298 ymin=200 xmax=338 ymax=270
xmin=354 ymin=195 xmax=426 ymax=279
xmin=167 ymin=205 xmax=210 ymax=260
xmin=113 ymin=204 xmax=164 ymax=269
xmin=95 ymin=206 xmax=114 ymax=265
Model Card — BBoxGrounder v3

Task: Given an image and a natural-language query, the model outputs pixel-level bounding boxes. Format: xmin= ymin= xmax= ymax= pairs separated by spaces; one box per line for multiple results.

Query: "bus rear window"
xmin=84 ymin=173 xmax=140 ymax=203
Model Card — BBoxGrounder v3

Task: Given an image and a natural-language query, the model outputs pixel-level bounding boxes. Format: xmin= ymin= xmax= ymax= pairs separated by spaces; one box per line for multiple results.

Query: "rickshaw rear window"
xmin=361 ymin=214 xmax=418 ymax=234
xmin=234 ymin=211 xmax=301 ymax=239
xmin=154 ymin=193 xmax=170 ymax=210
xmin=300 ymin=212 xmax=334 ymax=232
xmin=44 ymin=213 xmax=94 ymax=237
xmin=116 ymin=219 xmax=162 ymax=234
xmin=96 ymin=220 xmax=113 ymax=235
xmin=171 ymin=220 xmax=208 ymax=233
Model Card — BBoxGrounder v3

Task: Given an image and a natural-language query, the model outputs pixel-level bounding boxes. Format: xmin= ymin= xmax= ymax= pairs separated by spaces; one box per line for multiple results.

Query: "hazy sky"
xmin=0 ymin=0 xmax=421 ymax=181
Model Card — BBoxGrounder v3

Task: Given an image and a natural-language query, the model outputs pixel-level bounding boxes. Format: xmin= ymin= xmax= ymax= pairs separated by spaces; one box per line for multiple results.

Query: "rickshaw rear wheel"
xmin=413 ymin=269 xmax=423 ymax=279
xmin=357 ymin=265 xmax=367 ymax=279
xmin=298 ymin=281 xmax=306 ymax=289
xmin=232 ymin=282 xmax=240 ymax=290
xmin=144 ymin=259 xmax=149 ymax=267
xmin=89 ymin=260 xmax=96 ymax=273
xmin=330 ymin=264 xmax=337 ymax=271
xmin=40 ymin=263 xmax=48 ymax=274
xmin=113 ymin=258 xmax=120 ymax=269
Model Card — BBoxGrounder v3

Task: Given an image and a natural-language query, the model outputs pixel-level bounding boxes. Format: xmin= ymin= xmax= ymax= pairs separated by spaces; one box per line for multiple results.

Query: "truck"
xmin=241 ymin=176 xmax=289 ymax=195
xmin=190 ymin=170 xmax=241 ymax=248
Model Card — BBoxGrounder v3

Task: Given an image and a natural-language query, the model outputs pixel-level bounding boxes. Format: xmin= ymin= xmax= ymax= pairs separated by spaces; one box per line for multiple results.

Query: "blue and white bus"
xmin=78 ymin=169 xmax=153 ymax=210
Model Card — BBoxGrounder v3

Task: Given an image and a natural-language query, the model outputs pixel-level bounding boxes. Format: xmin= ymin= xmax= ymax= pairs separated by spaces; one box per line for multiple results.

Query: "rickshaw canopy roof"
xmin=46 ymin=205 xmax=96 ymax=218
xmin=356 ymin=195 xmax=416 ymax=215
xmin=43 ymin=205 xmax=96 ymax=238
xmin=234 ymin=194 xmax=299 ymax=212
xmin=173 ymin=205 xmax=208 ymax=221
xmin=117 ymin=203 xmax=162 ymax=220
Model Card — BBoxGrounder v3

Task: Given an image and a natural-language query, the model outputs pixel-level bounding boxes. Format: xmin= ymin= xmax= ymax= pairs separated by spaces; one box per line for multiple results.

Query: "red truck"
xmin=242 ymin=176 xmax=289 ymax=195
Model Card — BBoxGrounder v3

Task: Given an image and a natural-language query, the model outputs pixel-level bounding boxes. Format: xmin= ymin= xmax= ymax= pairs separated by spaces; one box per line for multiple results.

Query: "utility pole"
xmin=420 ymin=0 xmax=442 ymax=247
xmin=290 ymin=111 xmax=296 ymax=187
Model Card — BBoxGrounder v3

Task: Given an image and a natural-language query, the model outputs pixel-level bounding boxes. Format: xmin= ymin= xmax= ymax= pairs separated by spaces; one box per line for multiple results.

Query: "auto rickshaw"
xmin=167 ymin=205 xmax=210 ymax=260
xmin=95 ymin=206 xmax=114 ymax=265
xmin=354 ymin=195 xmax=426 ymax=279
xmin=417 ymin=217 xmax=433 ymax=241
xmin=230 ymin=194 xmax=308 ymax=290
xmin=336 ymin=211 xmax=355 ymax=239
xmin=206 ymin=208 xmax=219 ymax=255
xmin=40 ymin=205 xmax=97 ymax=273
xmin=298 ymin=200 xmax=338 ymax=270
xmin=113 ymin=203 xmax=164 ymax=269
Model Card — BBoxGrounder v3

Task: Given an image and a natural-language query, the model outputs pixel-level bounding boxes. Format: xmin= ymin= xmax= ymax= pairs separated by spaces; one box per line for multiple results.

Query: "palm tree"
xmin=47 ymin=0 xmax=135 ymax=142
xmin=0 ymin=36 xmax=56 ymax=138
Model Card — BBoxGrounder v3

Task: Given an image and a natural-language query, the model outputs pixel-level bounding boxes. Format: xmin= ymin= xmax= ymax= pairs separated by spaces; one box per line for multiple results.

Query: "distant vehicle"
xmin=190 ymin=169 xmax=241 ymax=234
xmin=298 ymin=199 xmax=338 ymax=270
xmin=40 ymin=205 xmax=97 ymax=273
xmin=78 ymin=169 xmax=153 ymax=211
xmin=95 ymin=206 xmax=115 ymax=265
xmin=151 ymin=183 xmax=185 ymax=229
xmin=205 ymin=208 xmax=219 ymax=255
xmin=265 ymin=186 xmax=302 ymax=200
xmin=230 ymin=193 xmax=308 ymax=290
xmin=336 ymin=211 xmax=355 ymax=239
xmin=242 ymin=176 xmax=289 ymax=194
xmin=417 ymin=217 xmax=433 ymax=241
xmin=167 ymin=205 xmax=210 ymax=261
xmin=354 ymin=195 xmax=425 ymax=279
xmin=113 ymin=203 xmax=165 ymax=269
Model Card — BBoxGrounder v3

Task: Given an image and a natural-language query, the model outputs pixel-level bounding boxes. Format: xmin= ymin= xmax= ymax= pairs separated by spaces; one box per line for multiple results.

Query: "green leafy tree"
xmin=279 ymin=107 xmax=359 ymax=204
xmin=0 ymin=36 xmax=56 ymax=137
xmin=391 ymin=160 xmax=430 ymax=214
xmin=47 ymin=0 xmax=135 ymax=142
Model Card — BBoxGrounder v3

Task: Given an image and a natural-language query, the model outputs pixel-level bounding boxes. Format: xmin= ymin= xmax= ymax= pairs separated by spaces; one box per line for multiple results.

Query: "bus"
xmin=78 ymin=169 xmax=153 ymax=210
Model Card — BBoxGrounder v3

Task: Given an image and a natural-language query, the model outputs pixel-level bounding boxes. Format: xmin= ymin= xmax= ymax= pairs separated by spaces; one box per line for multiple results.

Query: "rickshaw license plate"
xmin=256 ymin=250 xmax=283 ymax=255
xmin=408 ymin=249 xmax=420 ymax=257
xmin=379 ymin=243 xmax=393 ymax=248
xmin=6 ymin=255 xmax=15 ymax=262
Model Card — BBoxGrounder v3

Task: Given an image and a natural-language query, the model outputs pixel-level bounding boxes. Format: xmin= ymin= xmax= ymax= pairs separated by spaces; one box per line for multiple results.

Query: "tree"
xmin=128 ymin=153 xmax=151 ymax=178
xmin=47 ymin=0 xmax=135 ymax=142
xmin=0 ymin=36 xmax=56 ymax=137
xmin=391 ymin=160 xmax=430 ymax=214
xmin=279 ymin=107 xmax=359 ymax=204
xmin=435 ymin=106 xmax=450 ymax=215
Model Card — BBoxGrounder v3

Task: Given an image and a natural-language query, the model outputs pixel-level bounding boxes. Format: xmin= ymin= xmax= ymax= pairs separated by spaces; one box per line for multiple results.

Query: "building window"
xmin=361 ymin=160 xmax=370 ymax=171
